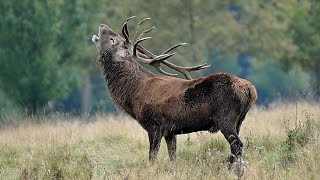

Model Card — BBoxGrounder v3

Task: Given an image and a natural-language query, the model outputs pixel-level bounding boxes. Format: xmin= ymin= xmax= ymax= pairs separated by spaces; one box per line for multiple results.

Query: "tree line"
xmin=0 ymin=0 xmax=318 ymax=117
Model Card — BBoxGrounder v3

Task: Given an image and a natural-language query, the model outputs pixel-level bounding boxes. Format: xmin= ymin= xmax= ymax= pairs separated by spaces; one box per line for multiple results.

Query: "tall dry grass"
xmin=0 ymin=101 xmax=320 ymax=179
xmin=243 ymin=101 xmax=320 ymax=136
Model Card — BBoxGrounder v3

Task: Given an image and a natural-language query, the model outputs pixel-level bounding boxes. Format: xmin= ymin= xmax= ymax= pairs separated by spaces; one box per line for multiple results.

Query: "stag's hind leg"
xmin=165 ymin=134 xmax=176 ymax=162
xmin=219 ymin=118 xmax=243 ymax=165
xmin=236 ymin=106 xmax=251 ymax=135
xmin=221 ymin=129 xmax=243 ymax=161
xmin=147 ymin=126 xmax=163 ymax=163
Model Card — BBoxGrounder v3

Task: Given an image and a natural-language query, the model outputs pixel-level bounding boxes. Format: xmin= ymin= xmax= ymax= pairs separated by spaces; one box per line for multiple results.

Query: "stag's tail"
xmin=247 ymin=83 xmax=257 ymax=105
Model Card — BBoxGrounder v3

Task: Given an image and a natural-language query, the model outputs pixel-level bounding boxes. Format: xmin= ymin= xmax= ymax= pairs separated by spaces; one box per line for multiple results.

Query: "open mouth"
xmin=92 ymin=34 xmax=99 ymax=43
xmin=92 ymin=28 xmax=101 ymax=43
xmin=91 ymin=24 xmax=108 ymax=43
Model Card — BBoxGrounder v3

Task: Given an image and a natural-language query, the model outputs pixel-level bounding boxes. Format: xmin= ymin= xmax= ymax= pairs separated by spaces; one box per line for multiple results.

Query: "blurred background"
xmin=0 ymin=0 xmax=319 ymax=118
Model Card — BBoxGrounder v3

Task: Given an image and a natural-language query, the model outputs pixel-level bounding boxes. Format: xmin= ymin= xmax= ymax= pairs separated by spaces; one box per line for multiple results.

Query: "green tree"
xmin=248 ymin=60 xmax=310 ymax=103
xmin=287 ymin=0 xmax=320 ymax=98
xmin=99 ymin=0 xmax=298 ymax=78
xmin=0 ymin=0 xmax=92 ymax=115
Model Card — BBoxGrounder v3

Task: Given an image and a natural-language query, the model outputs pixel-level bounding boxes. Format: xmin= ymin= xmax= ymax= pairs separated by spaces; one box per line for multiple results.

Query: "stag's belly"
xmin=170 ymin=105 xmax=219 ymax=134
xmin=173 ymin=117 xmax=219 ymax=135
xmin=135 ymin=99 xmax=219 ymax=133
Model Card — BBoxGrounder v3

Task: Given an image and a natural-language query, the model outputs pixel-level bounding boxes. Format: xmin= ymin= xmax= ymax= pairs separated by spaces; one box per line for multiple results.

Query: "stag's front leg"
xmin=165 ymin=134 xmax=176 ymax=161
xmin=147 ymin=126 xmax=163 ymax=163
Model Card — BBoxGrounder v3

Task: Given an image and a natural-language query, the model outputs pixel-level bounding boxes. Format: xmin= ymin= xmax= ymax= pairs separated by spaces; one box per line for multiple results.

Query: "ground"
xmin=0 ymin=101 xmax=320 ymax=179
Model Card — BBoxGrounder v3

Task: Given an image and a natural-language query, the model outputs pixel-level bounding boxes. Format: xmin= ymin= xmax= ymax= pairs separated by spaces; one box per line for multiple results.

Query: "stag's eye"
xmin=110 ymin=38 xmax=115 ymax=44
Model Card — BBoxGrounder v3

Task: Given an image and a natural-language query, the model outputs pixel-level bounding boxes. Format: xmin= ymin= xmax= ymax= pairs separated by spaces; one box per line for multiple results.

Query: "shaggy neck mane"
xmin=99 ymin=51 xmax=154 ymax=116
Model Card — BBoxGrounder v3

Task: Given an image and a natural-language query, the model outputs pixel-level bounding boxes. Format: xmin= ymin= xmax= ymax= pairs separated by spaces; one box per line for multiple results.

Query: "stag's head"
xmin=92 ymin=23 xmax=132 ymax=62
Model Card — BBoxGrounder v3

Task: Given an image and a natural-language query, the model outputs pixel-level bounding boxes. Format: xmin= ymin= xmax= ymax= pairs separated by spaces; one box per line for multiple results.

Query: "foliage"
xmin=247 ymin=60 xmax=310 ymax=103
xmin=118 ymin=0 xmax=297 ymax=59
xmin=0 ymin=89 xmax=19 ymax=118
xmin=287 ymin=0 xmax=320 ymax=97
xmin=0 ymin=0 xmax=101 ymax=115
xmin=0 ymin=0 xmax=318 ymax=115
xmin=51 ymin=76 xmax=116 ymax=115
xmin=206 ymin=52 xmax=243 ymax=76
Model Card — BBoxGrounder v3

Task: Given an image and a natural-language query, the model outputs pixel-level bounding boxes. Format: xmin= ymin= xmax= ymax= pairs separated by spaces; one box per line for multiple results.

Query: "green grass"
xmin=0 ymin=101 xmax=320 ymax=179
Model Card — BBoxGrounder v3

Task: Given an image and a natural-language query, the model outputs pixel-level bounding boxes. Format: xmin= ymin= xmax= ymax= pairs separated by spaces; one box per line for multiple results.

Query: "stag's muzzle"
xmin=92 ymin=35 xmax=99 ymax=43
xmin=92 ymin=24 xmax=117 ymax=44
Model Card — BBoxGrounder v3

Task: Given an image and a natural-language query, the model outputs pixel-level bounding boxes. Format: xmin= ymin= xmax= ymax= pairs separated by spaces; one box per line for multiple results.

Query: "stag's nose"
xmin=99 ymin=24 xmax=111 ymax=33
xmin=100 ymin=24 xmax=108 ymax=28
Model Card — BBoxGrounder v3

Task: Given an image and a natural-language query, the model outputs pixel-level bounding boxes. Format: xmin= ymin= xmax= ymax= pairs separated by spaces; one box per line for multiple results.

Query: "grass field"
xmin=0 ymin=101 xmax=320 ymax=179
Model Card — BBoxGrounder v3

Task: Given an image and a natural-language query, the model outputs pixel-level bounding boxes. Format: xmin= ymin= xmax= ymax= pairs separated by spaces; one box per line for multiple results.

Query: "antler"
xmin=137 ymin=44 xmax=211 ymax=79
xmin=122 ymin=16 xmax=136 ymax=43
xmin=133 ymin=37 xmax=178 ymax=76
xmin=122 ymin=17 xmax=211 ymax=80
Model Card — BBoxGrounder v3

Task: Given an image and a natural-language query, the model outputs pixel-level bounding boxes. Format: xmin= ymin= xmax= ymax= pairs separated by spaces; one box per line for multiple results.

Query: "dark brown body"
xmin=92 ymin=23 xmax=257 ymax=164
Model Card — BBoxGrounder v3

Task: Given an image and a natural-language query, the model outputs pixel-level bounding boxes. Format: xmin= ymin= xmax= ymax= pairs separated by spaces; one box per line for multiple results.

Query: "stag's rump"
xmin=182 ymin=72 xmax=256 ymax=111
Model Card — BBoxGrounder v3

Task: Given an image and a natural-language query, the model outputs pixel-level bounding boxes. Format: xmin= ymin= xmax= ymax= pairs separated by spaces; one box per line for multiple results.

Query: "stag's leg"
xmin=236 ymin=107 xmax=250 ymax=135
xmin=165 ymin=134 xmax=176 ymax=161
xmin=227 ymin=133 xmax=243 ymax=164
xmin=220 ymin=123 xmax=243 ymax=166
xmin=236 ymin=115 xmax=245 ymax=135
xmin=148 ymin=126 xmax=163 ymax=163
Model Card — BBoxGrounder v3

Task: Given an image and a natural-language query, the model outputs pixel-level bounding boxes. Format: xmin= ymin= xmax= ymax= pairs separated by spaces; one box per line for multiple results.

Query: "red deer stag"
xmin=91 ymin=17 xmax=257 ymax=167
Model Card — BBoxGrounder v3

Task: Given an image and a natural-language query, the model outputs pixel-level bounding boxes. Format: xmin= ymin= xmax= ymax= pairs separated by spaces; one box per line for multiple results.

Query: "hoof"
xmin=228 ymin=157 xmax=248 ymax=179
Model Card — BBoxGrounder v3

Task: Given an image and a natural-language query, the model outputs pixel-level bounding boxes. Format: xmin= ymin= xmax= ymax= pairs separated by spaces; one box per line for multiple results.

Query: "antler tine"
xmin=136 ymin=42 xmax=211 ymax=79
xmin=137 ymin=44 xmax=211 ymax=79
xmin=133 ymin=37 xmax=176 ymax=65
xmin=122 ymin=16 xmax=136 ymax=43
xmin=133 ymin=37 xmax=152 ymax=58
xmin=138 ymin=17 xmax=151 ymax=25
xmin=133 ymin=37 xmax=179 ymax=76
xmin=187 ymin=63 xmax=212 ymax=71
xmin=161 ymin=61 xmax=211 ymax=80
xmin=137 ymin=45 xmax=156 ymax=58
xmin=122 ymin=22 xmax=130 ymax=43
xmin=162 ymin=43 xmax=187 ymax=54
xmin=137 ymin=26 xmax=155 ymax=40
xmin=137 ymin=42 xmax=186 ymax=59
xmin=134 ymin=17 xmax=152 ymax=40
xmin=144 ymin=53 xmax=179 ymax=77
xmin=152 ymin=53 xmax=176 ymax=62
xmin=126 ymin=16 xmax=136 ymax=21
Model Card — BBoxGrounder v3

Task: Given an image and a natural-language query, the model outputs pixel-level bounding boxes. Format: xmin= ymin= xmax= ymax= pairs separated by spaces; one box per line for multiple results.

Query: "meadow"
xmin=1 ymin=101 xmax=320 ymax=179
